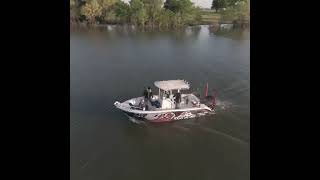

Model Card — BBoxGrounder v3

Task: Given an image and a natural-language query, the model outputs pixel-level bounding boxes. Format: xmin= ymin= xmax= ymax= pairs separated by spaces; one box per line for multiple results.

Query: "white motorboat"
xmin=114 ymin=80 xmax=215 ymax=123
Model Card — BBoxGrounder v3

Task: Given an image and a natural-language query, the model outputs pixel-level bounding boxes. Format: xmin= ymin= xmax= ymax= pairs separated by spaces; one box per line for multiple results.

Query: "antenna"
xmin=205 ymin=82 xmax=208 ymax=97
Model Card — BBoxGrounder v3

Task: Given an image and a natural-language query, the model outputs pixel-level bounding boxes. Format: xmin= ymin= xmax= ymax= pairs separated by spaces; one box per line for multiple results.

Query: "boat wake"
xmin=215 ymin=99 xmax=234 ymax=111
xmin=198 ymin=126 xmax=249 ymax=145
xmin=171 ymin=124 xmax=249 ymax=145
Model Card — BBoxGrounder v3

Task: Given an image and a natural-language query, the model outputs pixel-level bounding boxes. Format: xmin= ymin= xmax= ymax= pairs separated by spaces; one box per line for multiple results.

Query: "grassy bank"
xmin=199 ymin=9 xmax=249 ymax=25
xmin=199 ymin=9 xmax=221 ymax=25
xmin=71 ymin=0 xmax=249 ymax=30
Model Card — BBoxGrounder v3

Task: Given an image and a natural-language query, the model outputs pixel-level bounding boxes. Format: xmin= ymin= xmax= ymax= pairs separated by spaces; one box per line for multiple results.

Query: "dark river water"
xmin=70 ymin=25 xmax=250 ymax=180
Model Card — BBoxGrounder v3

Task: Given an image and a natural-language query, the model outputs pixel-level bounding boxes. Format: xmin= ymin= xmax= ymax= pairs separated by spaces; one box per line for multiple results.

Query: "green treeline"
xmin=212 ymin=0 xmax=250 ymax=22
xmin=70 ymin=0 xmax=202 ymax=29
xmin=70 ymin=0 xmax=249 ymax=29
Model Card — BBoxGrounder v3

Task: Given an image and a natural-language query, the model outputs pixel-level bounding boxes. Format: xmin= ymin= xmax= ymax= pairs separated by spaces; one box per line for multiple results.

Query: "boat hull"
xmin=114 ymin=95 xmax=214 ymax=123
xmin=121 ymin=108 xmax=213 ymax=123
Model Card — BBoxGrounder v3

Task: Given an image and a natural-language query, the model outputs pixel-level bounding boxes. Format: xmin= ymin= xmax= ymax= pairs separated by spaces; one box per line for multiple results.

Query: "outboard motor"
xmin=202 ymin=95 xmax=216 ymax=110
xmin=201 ymin=82 xmax=216 ymax=110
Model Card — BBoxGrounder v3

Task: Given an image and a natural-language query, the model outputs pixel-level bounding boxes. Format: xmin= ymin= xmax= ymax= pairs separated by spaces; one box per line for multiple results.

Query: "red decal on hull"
xmin=152 ymin=113 xmax=175 ymax=122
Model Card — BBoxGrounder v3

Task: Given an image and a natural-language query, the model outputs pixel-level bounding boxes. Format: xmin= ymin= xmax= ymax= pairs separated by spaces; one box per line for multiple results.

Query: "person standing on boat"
xmin=147 ymin=87 xmax=153 ymax=99
xmin=165 ymin=91 xmax=170 ymax=98
xmin=174 ymin=90 xmax=181 ymax=109
xmin=185 ymin=96 xmax=189 ymax=105
xmin=143 ymin=87 xmax=148 ymax=100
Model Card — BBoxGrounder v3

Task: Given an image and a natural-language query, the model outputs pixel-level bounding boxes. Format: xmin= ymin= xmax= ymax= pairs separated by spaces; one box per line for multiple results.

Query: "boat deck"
xmin=145 ymin=94 xmax=200 ymax=111
xmin=115 ymin=93 xmax=212 ymax=114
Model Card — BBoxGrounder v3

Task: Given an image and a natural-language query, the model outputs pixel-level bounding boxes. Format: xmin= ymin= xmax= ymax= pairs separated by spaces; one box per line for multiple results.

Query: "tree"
xmin=81 ymin=0 xmax=103 ymax=24
xmin=163 ymin=0 xmax=194 ymax=15
xmin=98 ymin=0 xmax=118 ymax=22
xmin=156 ymin=9 xmax=174 ymax=28
xmin=178 ymin=0 xmax=194 ymax=13
xmin=211 ymin=0 xmax=227 ymax=12
xmin=99 ymin=0 xmax=118 ymax=7
xmin=187 ymin=6 xmax=201 ymax=25
xmin=114 ymin=1 xmax=131 ymax=23
xmin=70 ymin=0 xmax=76 ymax=7
xmin=78 ymin=0 xmax=87 ymax=6
xmin=142 ymin=0 xmax=163 ymax=28
xmin=164 ymin=0 xmax=179 ymax=13
xmin=221 ymin=0 xmax=249 ymax=22
xmin=163 ymin=0 xmax=194 ymax=26
xmin=231 ymin=0 xmax=249 ymax=21
xmin=129 ymin=0 xmax=147 ymax=26
xmin=70 ymin=0 xmax=80 ymax=22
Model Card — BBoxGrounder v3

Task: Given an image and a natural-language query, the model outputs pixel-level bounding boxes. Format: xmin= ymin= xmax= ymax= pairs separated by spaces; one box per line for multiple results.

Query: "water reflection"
xmin=209 ymin=25 xmax=250 ymax=41
xmin=71 ymin=25 xmax=249 ymax=42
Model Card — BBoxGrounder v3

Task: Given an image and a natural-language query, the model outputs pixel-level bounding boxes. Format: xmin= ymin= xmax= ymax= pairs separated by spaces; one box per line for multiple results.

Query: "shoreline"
xmin=70 ymin=20 xmax=249 ymax=32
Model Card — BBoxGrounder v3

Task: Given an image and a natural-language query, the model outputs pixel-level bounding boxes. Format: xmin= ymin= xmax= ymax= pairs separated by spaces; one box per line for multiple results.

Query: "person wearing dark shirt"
xmin=174 ymin=91 xmax=181 ymax=108
xmin=143 ymin=88 xmax=148 ymax=99
xmin=147 ymin=87 xmax=152 ymax=99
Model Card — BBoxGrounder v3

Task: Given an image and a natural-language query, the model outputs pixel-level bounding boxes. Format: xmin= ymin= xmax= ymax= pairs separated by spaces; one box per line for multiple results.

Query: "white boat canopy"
xmin=154 ymin=80 xmax=190 ymax=91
